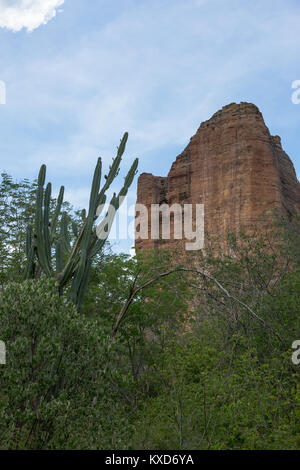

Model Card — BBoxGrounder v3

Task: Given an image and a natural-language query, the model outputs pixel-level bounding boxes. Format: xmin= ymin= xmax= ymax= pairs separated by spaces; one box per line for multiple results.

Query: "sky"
xmin=0 ymin=0 xmax=299 ymax=253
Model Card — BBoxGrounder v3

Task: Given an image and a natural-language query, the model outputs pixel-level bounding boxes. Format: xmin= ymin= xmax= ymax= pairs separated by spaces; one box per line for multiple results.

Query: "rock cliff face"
xmin=135 ymin=102 xmax=300 ymax=252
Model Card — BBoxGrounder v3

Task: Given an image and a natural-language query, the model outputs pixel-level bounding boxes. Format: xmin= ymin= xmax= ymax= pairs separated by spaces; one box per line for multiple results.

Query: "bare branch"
xmin=112 ymin=266 xmax=282 ymax=342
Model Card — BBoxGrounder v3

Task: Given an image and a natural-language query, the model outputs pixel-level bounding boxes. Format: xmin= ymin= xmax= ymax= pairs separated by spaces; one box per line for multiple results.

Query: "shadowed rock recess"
xmin=135 ymin=102 xmax=300 ymax=252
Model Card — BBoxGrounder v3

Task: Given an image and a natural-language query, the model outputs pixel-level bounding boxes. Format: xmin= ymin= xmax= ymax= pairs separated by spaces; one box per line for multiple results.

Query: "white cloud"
xmin=0 ymin=0 xmax=64 ymax=32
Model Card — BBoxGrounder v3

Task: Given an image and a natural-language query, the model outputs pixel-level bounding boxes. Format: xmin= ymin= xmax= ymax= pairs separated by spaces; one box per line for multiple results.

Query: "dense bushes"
xmin=0 ymin=172 xmax=299 ymax=449
xmin=130 ymin=321 xmax=300 ymax=450
xmin=1 ymin=239 xmax=300 ymax=449
xmin=0 ymin=279 xmax=110 ymax=449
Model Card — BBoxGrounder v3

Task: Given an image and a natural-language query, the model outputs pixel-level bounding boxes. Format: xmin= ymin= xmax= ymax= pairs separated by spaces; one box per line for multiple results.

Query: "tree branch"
xmin=112 ymin=266 xmax=282 ymax=342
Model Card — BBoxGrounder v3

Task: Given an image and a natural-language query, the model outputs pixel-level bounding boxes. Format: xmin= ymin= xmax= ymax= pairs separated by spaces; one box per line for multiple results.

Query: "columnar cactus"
xmin=24 ymin=132 xmax=138 ymax=310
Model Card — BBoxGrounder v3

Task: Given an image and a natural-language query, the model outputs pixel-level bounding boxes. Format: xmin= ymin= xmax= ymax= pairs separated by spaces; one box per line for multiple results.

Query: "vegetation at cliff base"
xmin=0 ymin=171 xmax=299 ymax=450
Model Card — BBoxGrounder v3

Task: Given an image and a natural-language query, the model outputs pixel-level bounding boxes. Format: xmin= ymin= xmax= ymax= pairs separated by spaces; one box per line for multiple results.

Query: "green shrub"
xmin=131 ymin=327 xmax=300 ymax=450
xmin=0 ymin=279 xmax=109 ymax=449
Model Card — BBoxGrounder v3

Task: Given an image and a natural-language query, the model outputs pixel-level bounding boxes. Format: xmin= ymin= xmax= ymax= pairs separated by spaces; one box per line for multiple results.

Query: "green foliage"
xmin=0 ymin=279 xmax=110 ymax=449
xmin=127 ymin=225 xmax=300 ymax=450
xmin=131 ymin=323 xmax=300 ymax=450
xmin=0 ymin=173 xmax=299 ymax=450
xmin=0 ymin=172 xmax=74 ymax=284
xmin=0 ymin=173 xmax=37 ymax=283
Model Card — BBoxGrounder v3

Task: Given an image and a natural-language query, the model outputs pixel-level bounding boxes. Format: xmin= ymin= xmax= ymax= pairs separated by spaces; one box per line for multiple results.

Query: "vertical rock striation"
xmin=135 ymin=102 xmax=300 ymax=252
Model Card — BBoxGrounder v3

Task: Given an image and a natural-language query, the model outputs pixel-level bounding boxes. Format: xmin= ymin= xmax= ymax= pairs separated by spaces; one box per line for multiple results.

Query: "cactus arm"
xmin=57 ymin=219 xmax=87 ymax=288
xmin=115 ymin=158 xmax=139 ymax=208
xmin=43 ymin=182 xmax=52 ymax=271
xmin=89 ymin=158 xmax=139 ymax=259
xmin=25 ymin=224 xmax=32 ymax=258
xmin=60 ymin=212 xmax=71 ymax=254
xmin=38 ymin=164 xmax=46 ymax=187
xmin=68 ymin=158 xmax=102 ymax=306
xmin=70 ymin=248 xmax=87 ymax=304
xmin=35 ymin=166 xmax=52 ymax=277
xmin=95 ymin=132 xmax=128 ymax=208
xmin=81 ymin=157 xmax=102 ymax=247
xmin=90 ymin=237 xmax=106 ymax=260
xmin=76 ymin=258 xmax=92 ymax=312
xmin=55 ymin=240 xmax=63 ymax=274
xmin=50 ymin=185 xmax=64 ymax=242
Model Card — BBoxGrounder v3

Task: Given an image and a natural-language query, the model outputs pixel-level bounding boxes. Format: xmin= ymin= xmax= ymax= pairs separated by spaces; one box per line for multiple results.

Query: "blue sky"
xmin=0 ymin=0 xmax=299 ymax=252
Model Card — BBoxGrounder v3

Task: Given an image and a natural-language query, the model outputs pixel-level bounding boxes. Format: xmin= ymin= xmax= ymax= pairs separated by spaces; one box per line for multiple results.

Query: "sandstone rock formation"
xmin=135 ymin=102 xmax=300 ymax=253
